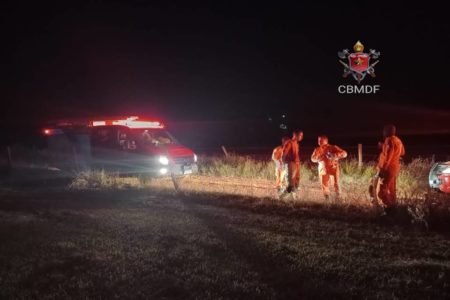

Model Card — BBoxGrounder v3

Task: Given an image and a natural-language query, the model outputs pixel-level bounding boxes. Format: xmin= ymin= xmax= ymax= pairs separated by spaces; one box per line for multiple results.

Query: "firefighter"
xmin=142 ymin=130 xmax=152 ymax=142
xmin=272 ymin=137 xmax=289 ymax=191
xmin=376 ymin=124 xmax=405 ymax=211
xmin=311 ymin=135 xmax=347 ymax=200
xmin=281 ymin=130 xmax=303 ymax=195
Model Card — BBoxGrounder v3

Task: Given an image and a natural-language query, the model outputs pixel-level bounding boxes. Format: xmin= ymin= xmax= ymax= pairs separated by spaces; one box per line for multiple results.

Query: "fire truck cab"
xmin=44 ymin=116 xmax=198 ymax=176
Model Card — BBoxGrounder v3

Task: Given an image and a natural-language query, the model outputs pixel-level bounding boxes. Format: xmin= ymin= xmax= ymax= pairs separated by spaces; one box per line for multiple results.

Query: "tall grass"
xmin=198 ymin=155 xmax=272 ymax=179
xmin=198 ymin=154 xmax=433 ymax=196
xmin=67 ymin=155 xmax=448 ymax=228
xmin=197 ymin=155 xmax=447 ymax=228
xmin=70 ymin=154 xmax=435 ymax=200
xmin=397 ymin=158 xmax=433 ymax=198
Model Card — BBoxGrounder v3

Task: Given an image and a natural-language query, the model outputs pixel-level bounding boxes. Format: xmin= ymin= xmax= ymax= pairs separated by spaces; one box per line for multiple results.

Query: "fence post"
xmin=358 ymin=143 xmax=363 ymax=168
xmin=221 ymin=145 xmax=229 ymax=157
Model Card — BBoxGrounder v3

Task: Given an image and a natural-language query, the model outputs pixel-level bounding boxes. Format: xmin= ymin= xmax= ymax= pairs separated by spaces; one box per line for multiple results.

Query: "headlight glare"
xmin=159 ymin=155 xmax=169 ymax=165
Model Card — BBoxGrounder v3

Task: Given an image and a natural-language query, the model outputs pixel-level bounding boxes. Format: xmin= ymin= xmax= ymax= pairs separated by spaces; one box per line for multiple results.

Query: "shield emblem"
xmin=349 ymin=53 xmax=369 ymax=74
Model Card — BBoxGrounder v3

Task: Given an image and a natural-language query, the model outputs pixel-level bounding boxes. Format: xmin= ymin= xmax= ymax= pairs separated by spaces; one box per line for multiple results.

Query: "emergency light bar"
xmin=90 ymin=116 xmax=164 ymax=129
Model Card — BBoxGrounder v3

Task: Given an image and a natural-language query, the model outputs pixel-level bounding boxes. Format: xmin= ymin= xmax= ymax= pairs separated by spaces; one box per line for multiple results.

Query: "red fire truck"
xmin=43 ymin=116 xmax=198 ymax=176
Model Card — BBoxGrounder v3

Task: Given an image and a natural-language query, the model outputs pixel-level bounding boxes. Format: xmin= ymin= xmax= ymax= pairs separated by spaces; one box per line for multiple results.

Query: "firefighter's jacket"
xmin=311 ymin=144 xmax=347 ymax=176
xmin=377 ymin=136 xmax=405 ymax=174
xmin=282 ymin=139 xmax=300 ymax=163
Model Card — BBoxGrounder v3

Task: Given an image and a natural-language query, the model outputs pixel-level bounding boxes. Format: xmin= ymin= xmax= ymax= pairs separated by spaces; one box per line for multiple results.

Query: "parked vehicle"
xmin=429 ymin=161 xmax=450 ymax=193
xmin=43 ymin=116 xmax=198 ymax=176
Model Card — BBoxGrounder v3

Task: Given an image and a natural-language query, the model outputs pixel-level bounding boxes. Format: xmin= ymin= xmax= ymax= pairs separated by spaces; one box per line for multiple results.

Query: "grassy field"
xmin=1 ymin=154 xmax=450 ymax=299
xmin=0 ymin=184 xmax=450 ymax=299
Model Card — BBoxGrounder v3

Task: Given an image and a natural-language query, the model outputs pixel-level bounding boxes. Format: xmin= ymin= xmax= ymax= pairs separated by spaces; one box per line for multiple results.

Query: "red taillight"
xmin=439 ymin=175 xmax=450 ymax=193
xmin=42 ymin=128 xmax=63 ymax=136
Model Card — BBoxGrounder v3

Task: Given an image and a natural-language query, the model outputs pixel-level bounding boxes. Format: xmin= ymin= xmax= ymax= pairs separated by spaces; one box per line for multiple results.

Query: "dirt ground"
xmin=1 ymin=180 xmax=450 ymax=299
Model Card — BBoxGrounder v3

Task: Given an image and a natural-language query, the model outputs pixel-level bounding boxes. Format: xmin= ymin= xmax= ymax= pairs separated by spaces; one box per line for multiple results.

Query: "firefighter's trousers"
xmin=320 ymin=170 xmax=340 ymax=197
xmin=287 ymin=162 xmax=300 ymax=192
xmin=275 ymin=165 xmax=286 ymax=189
xmin=378 ymin=167 xmax=399 ymax=208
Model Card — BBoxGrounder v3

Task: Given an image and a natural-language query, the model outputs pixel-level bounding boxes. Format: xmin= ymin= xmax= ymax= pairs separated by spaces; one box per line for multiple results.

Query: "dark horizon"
xmin=2 ymin=2 xmax=449 ymax=147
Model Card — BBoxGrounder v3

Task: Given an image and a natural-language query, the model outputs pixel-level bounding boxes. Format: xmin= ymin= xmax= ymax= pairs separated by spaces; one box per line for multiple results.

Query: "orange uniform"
xmin=377 ymin=136 xmax=405 ymax=207
xmin=311 ymin=144 xmax=347 ymax=197
xmin=282 ymin=139 xmax=300 ymax=192
xmin=272 ymin=145 xmax=285 ymax=189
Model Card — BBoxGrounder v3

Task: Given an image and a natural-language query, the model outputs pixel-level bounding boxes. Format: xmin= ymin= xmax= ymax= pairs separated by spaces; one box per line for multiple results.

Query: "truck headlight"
xmin=159 ymin=155 xmax=169 ymax=165
xmin=194 ymin=154 xmax=198 ymax=162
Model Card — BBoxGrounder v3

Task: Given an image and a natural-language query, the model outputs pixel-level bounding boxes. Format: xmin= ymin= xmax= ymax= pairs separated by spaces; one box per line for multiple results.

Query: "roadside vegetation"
xmin=198 ymin=154 xmax=432 ymax=197
xmin=67 ymin=155 xmax=431 ymax=197
xmin=64 ymin=154 xmax=450 ymax=230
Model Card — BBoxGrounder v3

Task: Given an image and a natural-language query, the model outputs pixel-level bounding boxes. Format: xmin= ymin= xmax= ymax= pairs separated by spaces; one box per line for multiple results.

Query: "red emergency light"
xmin=90 ymin=116 xmax=165 ymax=129
xmin=42 ymin=128 xmax=63 ymax=136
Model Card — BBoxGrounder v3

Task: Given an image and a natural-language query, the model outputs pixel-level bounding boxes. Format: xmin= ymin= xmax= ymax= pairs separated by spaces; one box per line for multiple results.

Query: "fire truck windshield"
xmin=132 ymin=129 xmax=173 ymax=146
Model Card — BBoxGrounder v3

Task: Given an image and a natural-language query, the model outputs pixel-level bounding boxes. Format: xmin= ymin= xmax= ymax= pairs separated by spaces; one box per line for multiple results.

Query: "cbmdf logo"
xmin=337 ymin=41 xmax=381 ymax=94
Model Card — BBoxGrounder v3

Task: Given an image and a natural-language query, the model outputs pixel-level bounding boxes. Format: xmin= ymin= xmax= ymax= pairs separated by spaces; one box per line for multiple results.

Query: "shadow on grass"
xmin=180 ymin=190 xmax=429 ymax=230
xmin=20 ymin=255 xmax=98 ymax=295
xmin=181 ymin=198 xmax=347 ymax=299
xmin=0 ymin=167 xmax=74 ymax=189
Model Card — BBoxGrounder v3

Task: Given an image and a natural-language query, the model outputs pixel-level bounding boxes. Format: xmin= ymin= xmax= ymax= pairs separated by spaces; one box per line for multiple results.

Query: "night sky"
xmin=2 ymin=1 xmax=450 ymax=147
